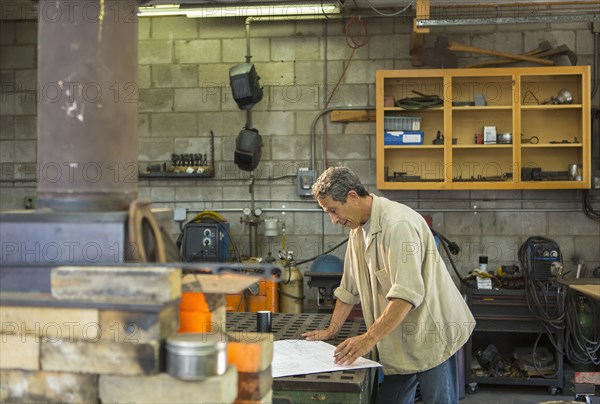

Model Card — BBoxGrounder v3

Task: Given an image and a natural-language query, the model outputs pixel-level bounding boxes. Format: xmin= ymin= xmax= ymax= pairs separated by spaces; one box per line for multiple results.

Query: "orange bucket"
xmin=179 ymin=292 xmax=214 ymax=333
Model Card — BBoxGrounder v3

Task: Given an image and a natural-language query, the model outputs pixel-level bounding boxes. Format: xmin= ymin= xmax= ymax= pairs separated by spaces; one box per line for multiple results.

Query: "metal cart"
xmin=465 ymin=288 xmax=564 ymax=395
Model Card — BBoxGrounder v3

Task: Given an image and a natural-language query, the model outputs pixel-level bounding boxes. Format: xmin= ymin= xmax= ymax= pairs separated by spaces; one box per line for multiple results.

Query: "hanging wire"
xmin=322 ymin=15 xmax=369 ymax=167
xmin=582 ymin=190 xmax=600 ymax=222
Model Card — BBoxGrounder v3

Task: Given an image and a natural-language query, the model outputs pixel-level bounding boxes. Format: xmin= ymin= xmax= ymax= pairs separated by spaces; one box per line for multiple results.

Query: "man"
xmin=302 ymin=167 xmax=475 ymax=404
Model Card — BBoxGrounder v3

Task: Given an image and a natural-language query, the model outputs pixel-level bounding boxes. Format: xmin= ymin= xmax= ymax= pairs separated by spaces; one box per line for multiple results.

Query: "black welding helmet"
xmin=229 ymin=63 xmax=263 ymax=110
xmin=234 ymin=127 xmax=262 ymax=171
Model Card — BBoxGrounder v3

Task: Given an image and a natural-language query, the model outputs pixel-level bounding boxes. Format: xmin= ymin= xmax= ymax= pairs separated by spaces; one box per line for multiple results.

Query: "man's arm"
xmin=302 ymin=299 xmax=354 ymax=341
xmin=366 ymin=297 xmax=413 ymax=343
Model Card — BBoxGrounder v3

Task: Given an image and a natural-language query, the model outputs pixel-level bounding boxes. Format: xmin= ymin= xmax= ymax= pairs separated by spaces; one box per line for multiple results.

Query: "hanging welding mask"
xmin=229 ymin=63 xmax=263 ymax=110
xmin=234 ymin=127 xmax=262 ymax=171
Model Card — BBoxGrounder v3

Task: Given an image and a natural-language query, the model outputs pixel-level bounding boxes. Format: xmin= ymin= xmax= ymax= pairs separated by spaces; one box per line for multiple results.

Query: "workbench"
xmin=557 ymin=278 xmax=600 ymax=402
xmin=226 ymin=312 xmax=377 ymax=403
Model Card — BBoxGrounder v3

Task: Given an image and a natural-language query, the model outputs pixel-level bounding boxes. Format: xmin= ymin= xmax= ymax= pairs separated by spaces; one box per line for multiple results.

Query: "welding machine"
xmin=519 ymin=237 xmax=562 ymax=281
xmin=181 ymin=222 xmax=231 ymax=262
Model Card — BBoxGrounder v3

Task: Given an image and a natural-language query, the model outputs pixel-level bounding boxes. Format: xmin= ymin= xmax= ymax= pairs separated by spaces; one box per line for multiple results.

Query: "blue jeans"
xmin=376 ymin=354 xmax=458 ymax=404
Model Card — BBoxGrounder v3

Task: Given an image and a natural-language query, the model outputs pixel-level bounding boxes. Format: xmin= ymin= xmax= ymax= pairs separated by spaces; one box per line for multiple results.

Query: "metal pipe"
xmin=185 ymin=207 xmax=588 ymax=214
xmin=416 ymin=14 xmax=600 ymax=27
xmin=310 ymin=106 xmax=376 ymax=170
xmin=245 ymin=18 xmax=253 ymax=129
xmin=36 ymin=0 xmax=138 ymax=211
xmin=249 ymin=173 xmax=259 ymax=256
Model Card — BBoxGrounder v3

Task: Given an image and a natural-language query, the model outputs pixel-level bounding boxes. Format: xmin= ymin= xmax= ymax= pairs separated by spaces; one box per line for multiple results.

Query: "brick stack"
xmin=227 ymin=332 xmax=274 ymax=404
xmin=0 ymin=266 xmax=238 ymax=403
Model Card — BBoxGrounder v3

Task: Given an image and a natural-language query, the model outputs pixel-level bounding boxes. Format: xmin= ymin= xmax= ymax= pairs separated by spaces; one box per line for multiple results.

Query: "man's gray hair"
xmin=312 ymin=167 xmax=369 ymax=202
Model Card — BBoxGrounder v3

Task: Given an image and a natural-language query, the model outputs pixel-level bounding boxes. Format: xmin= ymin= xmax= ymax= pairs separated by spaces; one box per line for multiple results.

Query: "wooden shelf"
xmin=453 ymin=144 xmax=513 ymax=149
xmin=521 ymin=143 xmax=583 ymax=148
xmin=138 ymin=172 xmax=215 ymax=179
xmin=376 ymin=66 xmax=591 ymax=190
xmin=383 ymin=145 xmax=443 ymax=149
xmin=521 ymin=104 xmax=583 ymax=110
xmin=452 ymin=106 xmax=512 ymax=111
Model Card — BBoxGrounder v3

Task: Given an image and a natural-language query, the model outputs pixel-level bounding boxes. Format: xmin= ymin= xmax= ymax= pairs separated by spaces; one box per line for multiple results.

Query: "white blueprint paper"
xmin=272 ymin=339 xmax=382 ymax=378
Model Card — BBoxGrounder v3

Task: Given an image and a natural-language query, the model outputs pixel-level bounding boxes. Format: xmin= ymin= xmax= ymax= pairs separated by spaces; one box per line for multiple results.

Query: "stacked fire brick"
xmin=179 ymin=291 xmax=274 ymax=403
xmin=0 ymin=266 xmax=273 ymax=403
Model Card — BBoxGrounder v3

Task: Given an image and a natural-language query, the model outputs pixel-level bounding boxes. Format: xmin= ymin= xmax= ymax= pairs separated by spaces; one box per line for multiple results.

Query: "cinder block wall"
xmin=1 ymin=8 xmax=599 ymax=299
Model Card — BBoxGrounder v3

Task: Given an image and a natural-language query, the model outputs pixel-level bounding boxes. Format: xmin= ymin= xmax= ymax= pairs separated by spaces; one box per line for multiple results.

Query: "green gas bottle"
xmin=574 ymin=297 xmax=596 ymax=372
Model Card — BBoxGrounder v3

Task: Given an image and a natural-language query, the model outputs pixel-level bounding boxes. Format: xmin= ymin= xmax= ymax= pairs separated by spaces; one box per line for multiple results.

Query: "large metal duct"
xmin=36 ymin=0 xmax=138 ymax=211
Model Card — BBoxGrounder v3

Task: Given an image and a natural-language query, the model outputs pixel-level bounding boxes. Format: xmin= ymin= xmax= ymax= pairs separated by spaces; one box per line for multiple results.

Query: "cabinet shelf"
xmin=522 ymin=143 xmax=583 ymax=148
xmin=376 ymin=66 xmax=591 ymax=190
xmin=383 ymin=145 xmax=443 ymax=150
xmin=452 ymin=106 xmax=512 ymax=111
xmin=384 ymin=107 xmax=444 ymax=112
xmin=521 ymin=104 xmax=583 ymax=110
xmin=453 ymin=145 xmax=513 ymax=149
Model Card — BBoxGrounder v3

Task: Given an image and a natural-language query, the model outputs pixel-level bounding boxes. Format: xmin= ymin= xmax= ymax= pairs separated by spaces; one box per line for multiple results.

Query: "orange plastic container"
xmin=178 ymin=292 xmax=214 ymax=333
xmin=225 ymin=279 xmax=279 ymax=313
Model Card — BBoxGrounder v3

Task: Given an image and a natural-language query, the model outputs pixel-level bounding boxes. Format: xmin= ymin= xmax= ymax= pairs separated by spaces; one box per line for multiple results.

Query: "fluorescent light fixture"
xmin=185 ymin=3 xmax=339 ymax=18
xmin=138 ymin=4 xmax=183 ymax=17
xmin=138 ymin=2 xmax=340 ymax=18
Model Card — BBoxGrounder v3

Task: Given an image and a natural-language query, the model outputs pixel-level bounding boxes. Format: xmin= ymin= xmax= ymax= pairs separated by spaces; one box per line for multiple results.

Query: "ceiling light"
xmin=138 ymin=4 xmax=184 ymax=17
xmin=139 ymin=2 xmax=340 ymax=18
xmin=185 ymin=3 xmax=339 ymax=18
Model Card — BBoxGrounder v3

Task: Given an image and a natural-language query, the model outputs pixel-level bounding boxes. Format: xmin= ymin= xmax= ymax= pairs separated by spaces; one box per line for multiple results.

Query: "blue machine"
xmin=181 ymin=222 xmax=231 ymax=262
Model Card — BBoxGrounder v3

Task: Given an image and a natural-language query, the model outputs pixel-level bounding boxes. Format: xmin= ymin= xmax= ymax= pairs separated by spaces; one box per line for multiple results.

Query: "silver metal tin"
xmin=166 ymin=333 xmax=227 ymax=380
xmin=497 ymin=133 xmax=513 ymax=144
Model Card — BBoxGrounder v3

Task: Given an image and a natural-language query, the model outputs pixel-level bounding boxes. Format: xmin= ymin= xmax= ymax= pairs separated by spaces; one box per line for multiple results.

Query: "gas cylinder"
xmin=278 ymin=251 xmax=304 ymax=313
xmin=574 ymin=297 xmax=595 ymax=371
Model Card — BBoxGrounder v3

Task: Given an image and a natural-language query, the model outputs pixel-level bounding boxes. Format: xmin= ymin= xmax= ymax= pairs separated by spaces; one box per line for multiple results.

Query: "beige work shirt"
xmin=334 ymin=195 xmax=476 ymax=375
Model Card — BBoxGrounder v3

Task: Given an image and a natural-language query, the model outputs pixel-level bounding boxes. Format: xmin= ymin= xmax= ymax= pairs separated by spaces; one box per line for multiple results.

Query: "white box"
xmin=483 ymin=126 xmax=497 ymax=144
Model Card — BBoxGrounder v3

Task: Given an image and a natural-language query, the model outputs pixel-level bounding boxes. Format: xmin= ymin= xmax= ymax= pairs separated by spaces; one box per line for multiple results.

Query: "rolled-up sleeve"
xmin=333 ymin=234 xmax=361 ymax=306
xmin=334 ymin=286 xmax=360 ymax=305
xmin=382 ymin=220 xmax=425 ymax=308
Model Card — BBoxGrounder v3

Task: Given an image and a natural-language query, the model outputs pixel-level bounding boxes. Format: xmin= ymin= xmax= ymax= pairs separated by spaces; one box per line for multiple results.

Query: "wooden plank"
xmin=330 ymin=110 xmax=376 ymax=122
xmin=414 ymin=0 xmax=430 ymax=34
xmin=570 ymin=284 xmax=600 ymax=300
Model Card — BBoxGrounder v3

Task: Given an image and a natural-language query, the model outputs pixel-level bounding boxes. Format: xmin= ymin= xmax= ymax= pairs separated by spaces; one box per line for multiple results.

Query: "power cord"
xmin=564 ymin=290 xmax=599 ymax=366
xmin=582 ymin=189 xmax=600 ymax=222
xmin=430 ymin=228 xmax=466 ymax=284
xmin=295 ymin=238 xmax=348 ymax=267
xmin=518 ymin=236 xmax=566 ymax=372
xmin=395 ymin=90 xmax=443 ymax=110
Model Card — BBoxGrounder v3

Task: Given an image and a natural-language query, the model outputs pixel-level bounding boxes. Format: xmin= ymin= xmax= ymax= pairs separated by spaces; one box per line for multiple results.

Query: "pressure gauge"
xmin=243 ymin=207 xmax=252 ymax=216
xmin=254 ymin=207 xmax=263 ymax=217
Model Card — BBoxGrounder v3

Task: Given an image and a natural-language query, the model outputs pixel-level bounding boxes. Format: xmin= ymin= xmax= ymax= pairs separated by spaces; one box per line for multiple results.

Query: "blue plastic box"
xmin=384 ymin=131 xmax=424 ymax=145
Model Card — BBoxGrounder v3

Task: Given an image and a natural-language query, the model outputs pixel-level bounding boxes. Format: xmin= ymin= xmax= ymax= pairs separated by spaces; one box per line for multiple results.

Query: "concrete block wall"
xmin=1 ymin=7 xmax=599 ymax=300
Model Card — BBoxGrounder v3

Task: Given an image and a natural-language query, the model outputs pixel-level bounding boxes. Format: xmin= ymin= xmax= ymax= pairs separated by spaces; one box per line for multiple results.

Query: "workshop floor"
xmin=457 ymin=384 xmax=599 ymax=404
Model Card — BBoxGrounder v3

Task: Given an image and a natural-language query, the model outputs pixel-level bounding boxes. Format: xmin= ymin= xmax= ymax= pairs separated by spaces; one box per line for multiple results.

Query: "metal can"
xmin=166 ymin=332 xmax=227 ymax=380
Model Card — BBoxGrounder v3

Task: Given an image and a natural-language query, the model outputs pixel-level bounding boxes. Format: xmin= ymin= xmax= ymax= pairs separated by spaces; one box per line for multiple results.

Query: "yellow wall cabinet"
xmin=376 ymin=66 xmax=591 ymax=190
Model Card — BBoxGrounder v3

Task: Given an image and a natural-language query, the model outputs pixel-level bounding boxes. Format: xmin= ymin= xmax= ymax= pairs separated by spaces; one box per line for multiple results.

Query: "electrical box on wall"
xmin=297 ymin=168 xmax=317 ymax=196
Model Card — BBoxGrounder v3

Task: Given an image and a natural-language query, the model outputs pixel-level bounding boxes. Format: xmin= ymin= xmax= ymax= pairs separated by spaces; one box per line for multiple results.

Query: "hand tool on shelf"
xmin=467 ymin=41 xmax=552 ymax=68
xmin=413 ymin=36 xmax=458 ymax=68
xmin=446 ymin=39 xmax=554 ymax=65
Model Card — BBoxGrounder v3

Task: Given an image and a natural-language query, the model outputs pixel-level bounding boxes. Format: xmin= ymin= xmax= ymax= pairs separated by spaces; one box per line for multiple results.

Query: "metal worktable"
xmin=226 ymin=312 xmax=377 ymax=404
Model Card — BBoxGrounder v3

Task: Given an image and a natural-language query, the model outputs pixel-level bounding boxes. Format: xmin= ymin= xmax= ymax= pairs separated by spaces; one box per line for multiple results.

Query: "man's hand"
xmin=332 ymin=333 xmax=376 ymax=365
xmin=302 ymin=327 xmax=337 ymax=341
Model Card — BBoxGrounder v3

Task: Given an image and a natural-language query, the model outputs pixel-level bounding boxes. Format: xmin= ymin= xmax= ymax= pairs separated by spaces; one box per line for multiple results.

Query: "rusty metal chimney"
xmin=36 ymin=0 xmax=138 ymax=211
